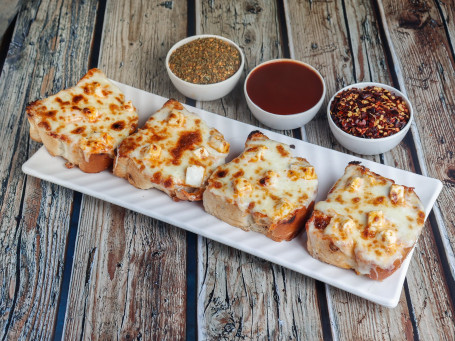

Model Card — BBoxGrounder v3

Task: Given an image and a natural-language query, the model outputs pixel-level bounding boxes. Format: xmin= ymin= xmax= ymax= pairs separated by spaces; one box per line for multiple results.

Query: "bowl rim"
xmin=165 ymin=34 xmax=245 ymax=88
xmin=327 ymin=82 xmax=414 ymax=143
xmin=244 ymin=58 xmax=326 ymax=118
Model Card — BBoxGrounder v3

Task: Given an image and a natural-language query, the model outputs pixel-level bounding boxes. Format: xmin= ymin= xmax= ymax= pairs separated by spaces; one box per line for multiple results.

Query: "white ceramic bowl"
xmin=244 ymin=59 xmax=326 ymax=130
xmin=166 ymin=34 xmax=245 ymax=101
xmin=327 ymin=82 xmax=413 ymax=155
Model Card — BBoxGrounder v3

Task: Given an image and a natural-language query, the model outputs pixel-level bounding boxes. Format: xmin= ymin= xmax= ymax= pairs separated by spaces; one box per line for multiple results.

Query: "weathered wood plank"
xmin=286 ymin=0 xmax=426 ymax=340
xmin=406 ymin=0 xmax=455 ymax=282
xmin=332 ymin=5 xmax=455 ymax=338
xmin=0 ymin=0 xmax=98 ymax=339
xmin=0 ymin=0 xmax=22 ymax=43
xmin=287 ymin=0 xmax=455 ymax=339
xmin=63 ymin=0 xmax=189 ymax=339
xmin=196 ymin=1 xmax=324 ymax=339
xmin=377 ymin=0 xmax=455 ymax=338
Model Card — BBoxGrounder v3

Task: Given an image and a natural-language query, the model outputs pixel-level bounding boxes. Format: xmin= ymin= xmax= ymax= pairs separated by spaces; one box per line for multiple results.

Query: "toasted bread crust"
xmin=114 ymin=153 xmax=203 ymax=201
xmin=203 ymin=131 xmax=318 ymax=242
xmin=306 ymin=162 xmax=425 ymax=280
xmin=306 ymin=211 xmax=412 ymax=281
xmin=306 ymin=211 xmax=413 ymax=280
xmin=203 ymin=189 xmax=314 ymax=242
xmin=113 ymin=99 xmax=229 ymax=201
xmin=26 ymin=68 xmax=138 ymax=173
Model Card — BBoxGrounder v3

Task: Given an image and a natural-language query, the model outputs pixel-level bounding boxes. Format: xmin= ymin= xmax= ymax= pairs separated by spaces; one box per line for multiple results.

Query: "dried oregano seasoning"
xmin=330 ymin=86 xmax=410 ymax=138
xmin=169 ymin=38 xmax=241 ymax=84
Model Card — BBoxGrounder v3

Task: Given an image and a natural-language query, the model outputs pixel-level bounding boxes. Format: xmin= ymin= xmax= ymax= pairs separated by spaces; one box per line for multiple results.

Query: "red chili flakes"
xmin=330 ymin=86 xmax=410 ymax=138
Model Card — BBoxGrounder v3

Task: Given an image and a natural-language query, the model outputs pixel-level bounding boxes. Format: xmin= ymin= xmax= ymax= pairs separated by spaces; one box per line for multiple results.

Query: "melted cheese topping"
xmin=27 ymin=68 xmax=138 ymax=161
xmin=117 ymin=99 xmax=229 ymax=189
xmin=207 ymin=132 xmax=318 ymax=221
xmin=315 ymin=163 xmax=425 ymax=274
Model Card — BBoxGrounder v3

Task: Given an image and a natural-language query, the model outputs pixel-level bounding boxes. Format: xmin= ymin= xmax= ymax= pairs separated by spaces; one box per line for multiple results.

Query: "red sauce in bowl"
xmin=246 ymin=60 xmax=324 ymax=115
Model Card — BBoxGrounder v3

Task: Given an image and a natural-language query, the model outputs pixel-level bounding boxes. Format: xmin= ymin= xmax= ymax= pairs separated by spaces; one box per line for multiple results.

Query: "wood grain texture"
xmin=285 ymin=1 xmax=411 ymax=339
xmin=333 ymin=4 xmax=454 ymax=338
xmin=196 ymin=1 xmax=323 ymax=339
xmin=285 ymin=0 xmax=452 ymax=340
xmin=0 ymin=0 xmax=22 ymax=42
xmin=404 ymin=0 xmax=455 ymax=281
xmin=63 ymin=0 xmax=189 ymax=339
xmin=377 ymin=0 xmax=455 ymax=338
xmin=0 ymin=0 xmax=98 ymax=339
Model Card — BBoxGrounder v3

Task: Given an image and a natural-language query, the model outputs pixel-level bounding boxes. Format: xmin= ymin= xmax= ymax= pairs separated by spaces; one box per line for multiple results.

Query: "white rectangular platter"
xmin=22 ymin=81 xmax=443 ymax=308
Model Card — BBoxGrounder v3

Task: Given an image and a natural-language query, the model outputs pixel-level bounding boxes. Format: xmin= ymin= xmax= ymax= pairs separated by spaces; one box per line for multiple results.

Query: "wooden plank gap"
xmin=276 ymin=0 xmax=291 ymax=58
xmin=197 ymin=236 xmax=207 ymax=341
xmin=340 ymin=0 xmax=357 ymax=81
xmin=185 ymin=3 xmax=197 ymax=337
xmin=315 ymin=281 xmax=333 ymax=341
xmin=187 ymin=0 xmax=196 ymax=36
xmin=283 ymin=0 xmax=336 ymax=336
xmin=53 ymin=191 xmax=82 ymax=341
xmin=186 ymin=231 xmax=198 ymax=341
xmin=371 ymin=0 xmax=401 ymax=88
xmin=403 ymin=279 xmax=419 ymax=341
xmin=88 ymin=0 xmax=107 ymax=69
xmin=434 ymin=0 xmax=455 ymax=68
xmin=0 ymin=15 xmax=17 ymax=77
xmin=427 ymin=209 xmax=455 ymax=304
xmin=324 ymin=284 xmax=339 ymax=341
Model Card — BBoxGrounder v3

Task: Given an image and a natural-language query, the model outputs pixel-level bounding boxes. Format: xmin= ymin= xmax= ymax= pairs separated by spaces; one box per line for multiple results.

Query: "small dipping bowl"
xmin=166 ymin=34 xmax=245 ymax=101
xmin=327 ymin=82 xmax=413 ymax=155
xmin=244 ymin=59 xmax=326 ymax=130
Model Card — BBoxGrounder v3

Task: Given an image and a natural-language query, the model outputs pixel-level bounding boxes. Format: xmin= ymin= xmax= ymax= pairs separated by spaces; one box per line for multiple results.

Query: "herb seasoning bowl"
xmin=244 ymin=59 xmax=326 ymax=130
xmin=166 ymin=34 xmax=244 ymax=101
xmin=327 ymin=82 xmax=413 ymax=155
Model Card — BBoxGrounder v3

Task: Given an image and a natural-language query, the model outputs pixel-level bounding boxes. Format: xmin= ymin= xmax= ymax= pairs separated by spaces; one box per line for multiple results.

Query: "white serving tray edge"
xmin=22 ymin=81 xmax=443 ymax=308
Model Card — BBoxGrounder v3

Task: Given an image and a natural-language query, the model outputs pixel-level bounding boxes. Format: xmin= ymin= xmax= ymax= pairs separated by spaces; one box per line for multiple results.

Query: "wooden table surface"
xmin=1 ymin=0 xmax=454 ymax=340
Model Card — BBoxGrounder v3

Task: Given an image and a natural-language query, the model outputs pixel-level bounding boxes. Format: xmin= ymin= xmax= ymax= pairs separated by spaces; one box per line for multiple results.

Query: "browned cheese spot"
xmin=45 ymin=110 xmax=57 ymax=118
xmin=374 ymin=196 xmax=386 ymax=205
xmin=216 ymin=169 xmax=228 ymax=178
xmin=55 ymin=97 xmax=70 ymax=105
xmin=110 ymin=103 xmax=120 ymax=112
xmin=212 ymin=181 xmax=222 ymax=189
xmin=314 ymin=213 xmax=332 ymax=230
xmin=102 ymin=89 xmax=112 ymax=97
xmin=60 ymin=134 xmax=71 ymax=142
xmin=352 ymin=197 xmax=361 ymax=203
xmin=71 ymin=126 xmax=85 ymax=134
xmin=38 ymin=121 xmax=51 ymax=131
xmin=111 ymin=121 xmax=125 ymax=131
xmin=417 ymin=211 xmax=425 ymax=225
xmin=335 ymin=195 xmax=344 ymax=204
xmin=233 ymin=170 xmax=244 ymax=178
xmin=72 ymin=94 xmax=85 ymax=104
xmin=152 ymin=172 xmax=162 ymax=184
xmin=276 ymin=144 xmax=289 ymax=157
xmin=170 ymin=130 xmax=202 ymax=165
xmin=83 ymin=84 xmax=93 ymax=95
xmin=164 ymin=177 xmax=173 ymax=188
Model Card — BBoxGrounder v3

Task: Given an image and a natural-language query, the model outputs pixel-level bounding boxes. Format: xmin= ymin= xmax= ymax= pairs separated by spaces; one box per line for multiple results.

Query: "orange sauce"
xmin=246 ymin=60 xmax=323 ymax=115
